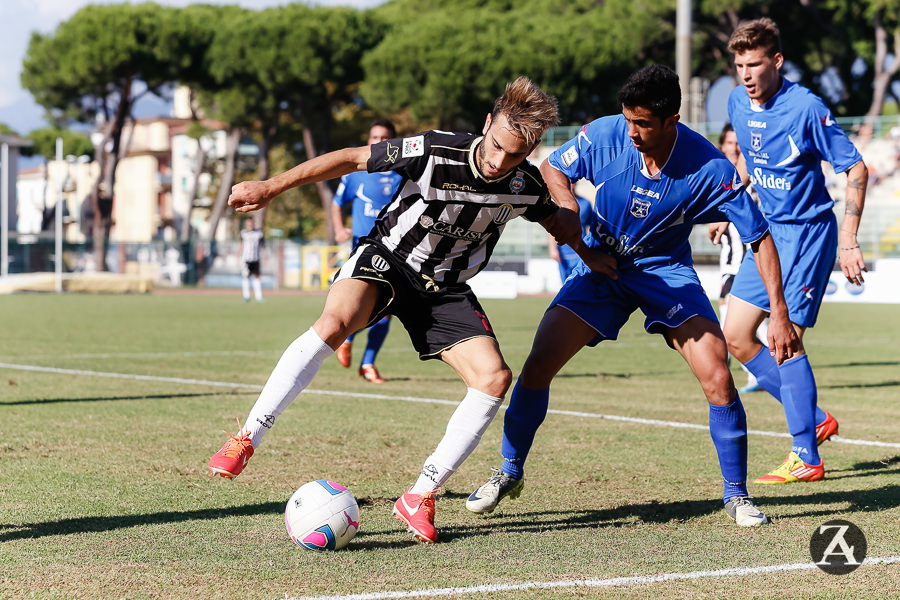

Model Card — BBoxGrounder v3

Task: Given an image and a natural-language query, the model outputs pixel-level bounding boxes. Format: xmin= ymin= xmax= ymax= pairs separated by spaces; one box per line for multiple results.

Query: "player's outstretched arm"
xmin=750 ymin=232 xmax=801 ymax=364
xmin=229 ymin=146 xmax=371 ymax=213
xmin=838 ymin=160 xmax=869 ymax=286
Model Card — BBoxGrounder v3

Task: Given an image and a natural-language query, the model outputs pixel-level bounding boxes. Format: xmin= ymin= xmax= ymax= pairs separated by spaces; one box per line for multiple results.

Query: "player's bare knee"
xmin=726 ymin=336 xmax=755 ymax=363
xmin=312 ymin=314 xmax=354 ymax=349
xmin=471 ymin=366 xmax=512 ymax=399
xmin=703 ymin=368 xmax=736 ymax=405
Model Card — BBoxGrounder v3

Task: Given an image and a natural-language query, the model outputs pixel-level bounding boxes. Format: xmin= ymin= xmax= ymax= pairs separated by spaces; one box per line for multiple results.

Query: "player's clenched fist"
xmin=229 ymin=180 xmax=274 ymax=213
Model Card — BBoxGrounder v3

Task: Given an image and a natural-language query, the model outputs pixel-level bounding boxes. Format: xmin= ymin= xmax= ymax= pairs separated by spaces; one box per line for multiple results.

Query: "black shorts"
xmin=719 ymin=273 xmax=735 ymax=299
xmin=244 ymin=261 xmax=261 ymax=277
xmin=332 ymin=243 xmax=497 ymax=360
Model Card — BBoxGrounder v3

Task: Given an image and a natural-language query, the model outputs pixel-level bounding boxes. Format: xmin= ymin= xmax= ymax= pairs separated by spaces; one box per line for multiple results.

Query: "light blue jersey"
xmin=728 ymin=78 xmax=862 ymax=224
xmin=334 ymin=171 xmax=403 ymax=246
xmin=548 ymin=115 xmax=769 ymax=271
xmin=556 ymin=195 xmax=593 ymax=279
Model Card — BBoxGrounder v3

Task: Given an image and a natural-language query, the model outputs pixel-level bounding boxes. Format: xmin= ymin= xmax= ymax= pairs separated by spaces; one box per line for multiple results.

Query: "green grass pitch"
xmin=1 ymin=292 xmax=898 ymax=599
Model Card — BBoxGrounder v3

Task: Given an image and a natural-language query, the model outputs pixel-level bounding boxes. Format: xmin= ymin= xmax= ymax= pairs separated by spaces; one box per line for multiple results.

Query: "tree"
xmin=23 ymin=128 xmax=94 ymax=227
xmin=362 ymin=0 xmax=669 ymax=128
xmin=21 ymin=3 xmax=183 ymax=270
xmin=203 ymin=5 xmax=384 ymax=241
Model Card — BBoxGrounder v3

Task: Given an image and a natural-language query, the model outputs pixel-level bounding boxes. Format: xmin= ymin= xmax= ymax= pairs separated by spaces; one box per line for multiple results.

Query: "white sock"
xmin=242 ymin=277 xmax=250 ymax=301
xmin=252 ymin=277 xmax=263 ymax=301
xmin=409 ymin=388 xmax=504 ymax=494
xmin=245 ymin=327 xmax=334 ymax=447
xmin=756 ymin=319 xmax=768 ymax=345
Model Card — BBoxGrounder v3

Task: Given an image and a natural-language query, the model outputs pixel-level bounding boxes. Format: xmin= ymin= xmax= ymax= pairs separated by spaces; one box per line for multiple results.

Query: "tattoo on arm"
xmin=845 ymin=176 xmax=865 ymax=217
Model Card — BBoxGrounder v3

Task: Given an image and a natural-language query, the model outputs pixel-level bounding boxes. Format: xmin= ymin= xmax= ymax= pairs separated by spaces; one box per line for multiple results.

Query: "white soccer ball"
xmin=285 ymin=480 xmax=360 ymax=550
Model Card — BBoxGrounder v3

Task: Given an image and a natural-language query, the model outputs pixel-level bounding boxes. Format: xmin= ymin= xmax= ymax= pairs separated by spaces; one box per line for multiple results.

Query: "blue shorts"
xmin=730 ymin=212 xmax=837 ymax=328
xmin=551 ymin=262 xmax=719 ymax=346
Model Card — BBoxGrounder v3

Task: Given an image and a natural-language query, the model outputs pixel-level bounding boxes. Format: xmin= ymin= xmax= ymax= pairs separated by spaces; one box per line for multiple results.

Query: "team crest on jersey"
xmin=509 ymin=172 xmax=525 ymax=194
xmin=751 ymin=131 xmax=762 ymax=152
xmin=419 ymin=215 xmax=435 ymax=228
xmin=402 ymin=135 xmax=425 ymax=158
xmin=493 ymin=203 xmax=514 ymax=224
xmin=630 ymin=198 xmax=651 ymax=218
xmin=370 ymin=255 xmax=390 ymax=272
xmin=560 ymin=146 xmax=579 ymax=168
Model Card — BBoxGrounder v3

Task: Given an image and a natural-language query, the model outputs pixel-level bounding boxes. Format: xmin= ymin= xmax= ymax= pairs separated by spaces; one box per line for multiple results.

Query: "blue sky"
xmin=1 ymin=0 xmax=386 ymax=136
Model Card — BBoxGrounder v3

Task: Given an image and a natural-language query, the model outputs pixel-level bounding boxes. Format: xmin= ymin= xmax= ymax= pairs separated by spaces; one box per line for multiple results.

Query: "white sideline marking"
xmin=2 ymin=362 xmax=900 ymax=449
xmin=280 ymin=556 xmax=900 ymax=600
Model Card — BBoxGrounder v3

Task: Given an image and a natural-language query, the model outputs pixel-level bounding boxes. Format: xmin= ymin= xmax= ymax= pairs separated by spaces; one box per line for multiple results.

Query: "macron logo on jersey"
xmin=721 ymin=176 xmax=744 ymax=192
xmin=577 ymin=124 xmax=592 ymax=148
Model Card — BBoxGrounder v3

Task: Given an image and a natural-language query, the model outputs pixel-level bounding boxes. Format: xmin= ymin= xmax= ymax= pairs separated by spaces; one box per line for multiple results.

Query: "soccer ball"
xmin=285 ymin=480 xmax=360 ymax=550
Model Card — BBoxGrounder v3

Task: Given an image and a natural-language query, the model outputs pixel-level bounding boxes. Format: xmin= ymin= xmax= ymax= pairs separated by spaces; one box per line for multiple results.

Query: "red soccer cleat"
xmin=754 ymin=452 xmax=824 ymax=484
xmin=816 ymin=410 xmax=839 ymax=445
xmin=336 ymin=341 xmax=352 ymax=368
xmin=392 ymin=488 xmax=438 ymax=543
xmin=359 ymin=364 xmax=386 ymax=384
xmin=209 ymin=418 xmax=254 ymax=479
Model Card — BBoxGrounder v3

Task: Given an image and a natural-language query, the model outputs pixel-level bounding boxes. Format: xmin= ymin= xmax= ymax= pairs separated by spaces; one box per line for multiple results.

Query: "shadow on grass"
xmin=821 ymin=380 xmax=900 ymax=390
xmin=1 ymin=391 xmax=246 ymax=406
xmin=753 ymin=484 xmax=900 ymax=520
xmin=7 ymin=485 xmax=898 ymax=548
xmin=825 ymin=455 xmax=900 ymax=479
xmin=818 ymin=361 xmax=900 ymax=370
xmin=0 ymin=501 xmax=284 ymax=542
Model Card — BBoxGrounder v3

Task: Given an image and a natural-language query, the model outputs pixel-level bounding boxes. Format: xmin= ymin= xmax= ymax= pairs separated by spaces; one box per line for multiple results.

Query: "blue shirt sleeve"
xmin=547 ymin=121 xmax=601 ymax=182
xmin=804 ymin=96 xmax=862 ymax=174
xmin=333 ymin=174 xmax=352 ymax=207
xmin=687 ymin=157 xmax=769 ymax=244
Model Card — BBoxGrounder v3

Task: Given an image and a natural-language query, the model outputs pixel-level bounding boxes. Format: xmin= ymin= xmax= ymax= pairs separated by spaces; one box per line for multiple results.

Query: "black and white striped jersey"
xmin=364 ymin=130 xmax=556 ymax=286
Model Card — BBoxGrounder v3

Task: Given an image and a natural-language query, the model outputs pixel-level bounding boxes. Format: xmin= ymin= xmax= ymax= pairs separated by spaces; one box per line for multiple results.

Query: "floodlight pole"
xmin=1 ymin=142 xmax=8 ymax=279
xmin=56 ymin=138 xmax=64 ymax=293
xmin=676 ymin=0 xmax=692 ymax=122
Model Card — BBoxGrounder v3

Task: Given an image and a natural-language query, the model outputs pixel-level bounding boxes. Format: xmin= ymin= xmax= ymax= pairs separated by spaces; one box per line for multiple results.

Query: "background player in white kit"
xmin=239 ymin=218 xmax=264 ymax=303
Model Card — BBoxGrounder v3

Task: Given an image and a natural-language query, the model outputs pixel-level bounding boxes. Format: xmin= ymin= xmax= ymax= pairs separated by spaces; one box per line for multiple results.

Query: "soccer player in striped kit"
xmin=208 ymin=77 xmax=609 ymax=543
xmin=239 ymin=218 xmax=264 ymax=303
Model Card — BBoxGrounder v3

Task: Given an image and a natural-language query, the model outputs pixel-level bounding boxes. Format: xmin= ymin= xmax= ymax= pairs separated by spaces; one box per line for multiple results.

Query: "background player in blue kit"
xmin=548 ymin=190 xmax=592 ymax=283
xmin=719 ymin=18 xmax=868 ymax=485
xmin=330 ymin=119 xmax=403 ymax=383
xmin=468 ymin=65 xmax=800 ymax=527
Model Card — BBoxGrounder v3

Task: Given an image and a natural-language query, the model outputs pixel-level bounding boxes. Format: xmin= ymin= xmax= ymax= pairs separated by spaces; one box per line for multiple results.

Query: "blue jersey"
xmin=333 ymin=171 xmax=403 ymax=240
xmin=548 ymin=115 xmax=769 ymax=270
xmin=728 ymin=78 xmax=862 ymax=224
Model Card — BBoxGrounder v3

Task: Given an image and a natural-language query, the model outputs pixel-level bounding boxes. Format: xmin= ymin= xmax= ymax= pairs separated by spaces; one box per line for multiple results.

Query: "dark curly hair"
xmin=616 ymin=65 xmax=681 ymax=120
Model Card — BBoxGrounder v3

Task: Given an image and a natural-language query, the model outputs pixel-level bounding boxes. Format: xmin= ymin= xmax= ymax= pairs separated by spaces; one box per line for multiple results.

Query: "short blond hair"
xmin=728 ymin=17 xmax=782 ymax=58
xmin=491 ymin=77 xmax=559 ymax=147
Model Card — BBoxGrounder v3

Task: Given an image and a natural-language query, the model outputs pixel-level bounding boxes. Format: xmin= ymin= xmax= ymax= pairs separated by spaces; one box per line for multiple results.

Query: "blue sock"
xmin=743 ymin=346 xmax=827 ymax=424
xmin=708 ymin=397 xmax=749 ymax=502
xmin=500 ymin=379 xmax=550 ymax=479
xmin=778 ymin=355 xmax=820 ymax=465
xmin=361 ymin=316 xmax=390 ymax=366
